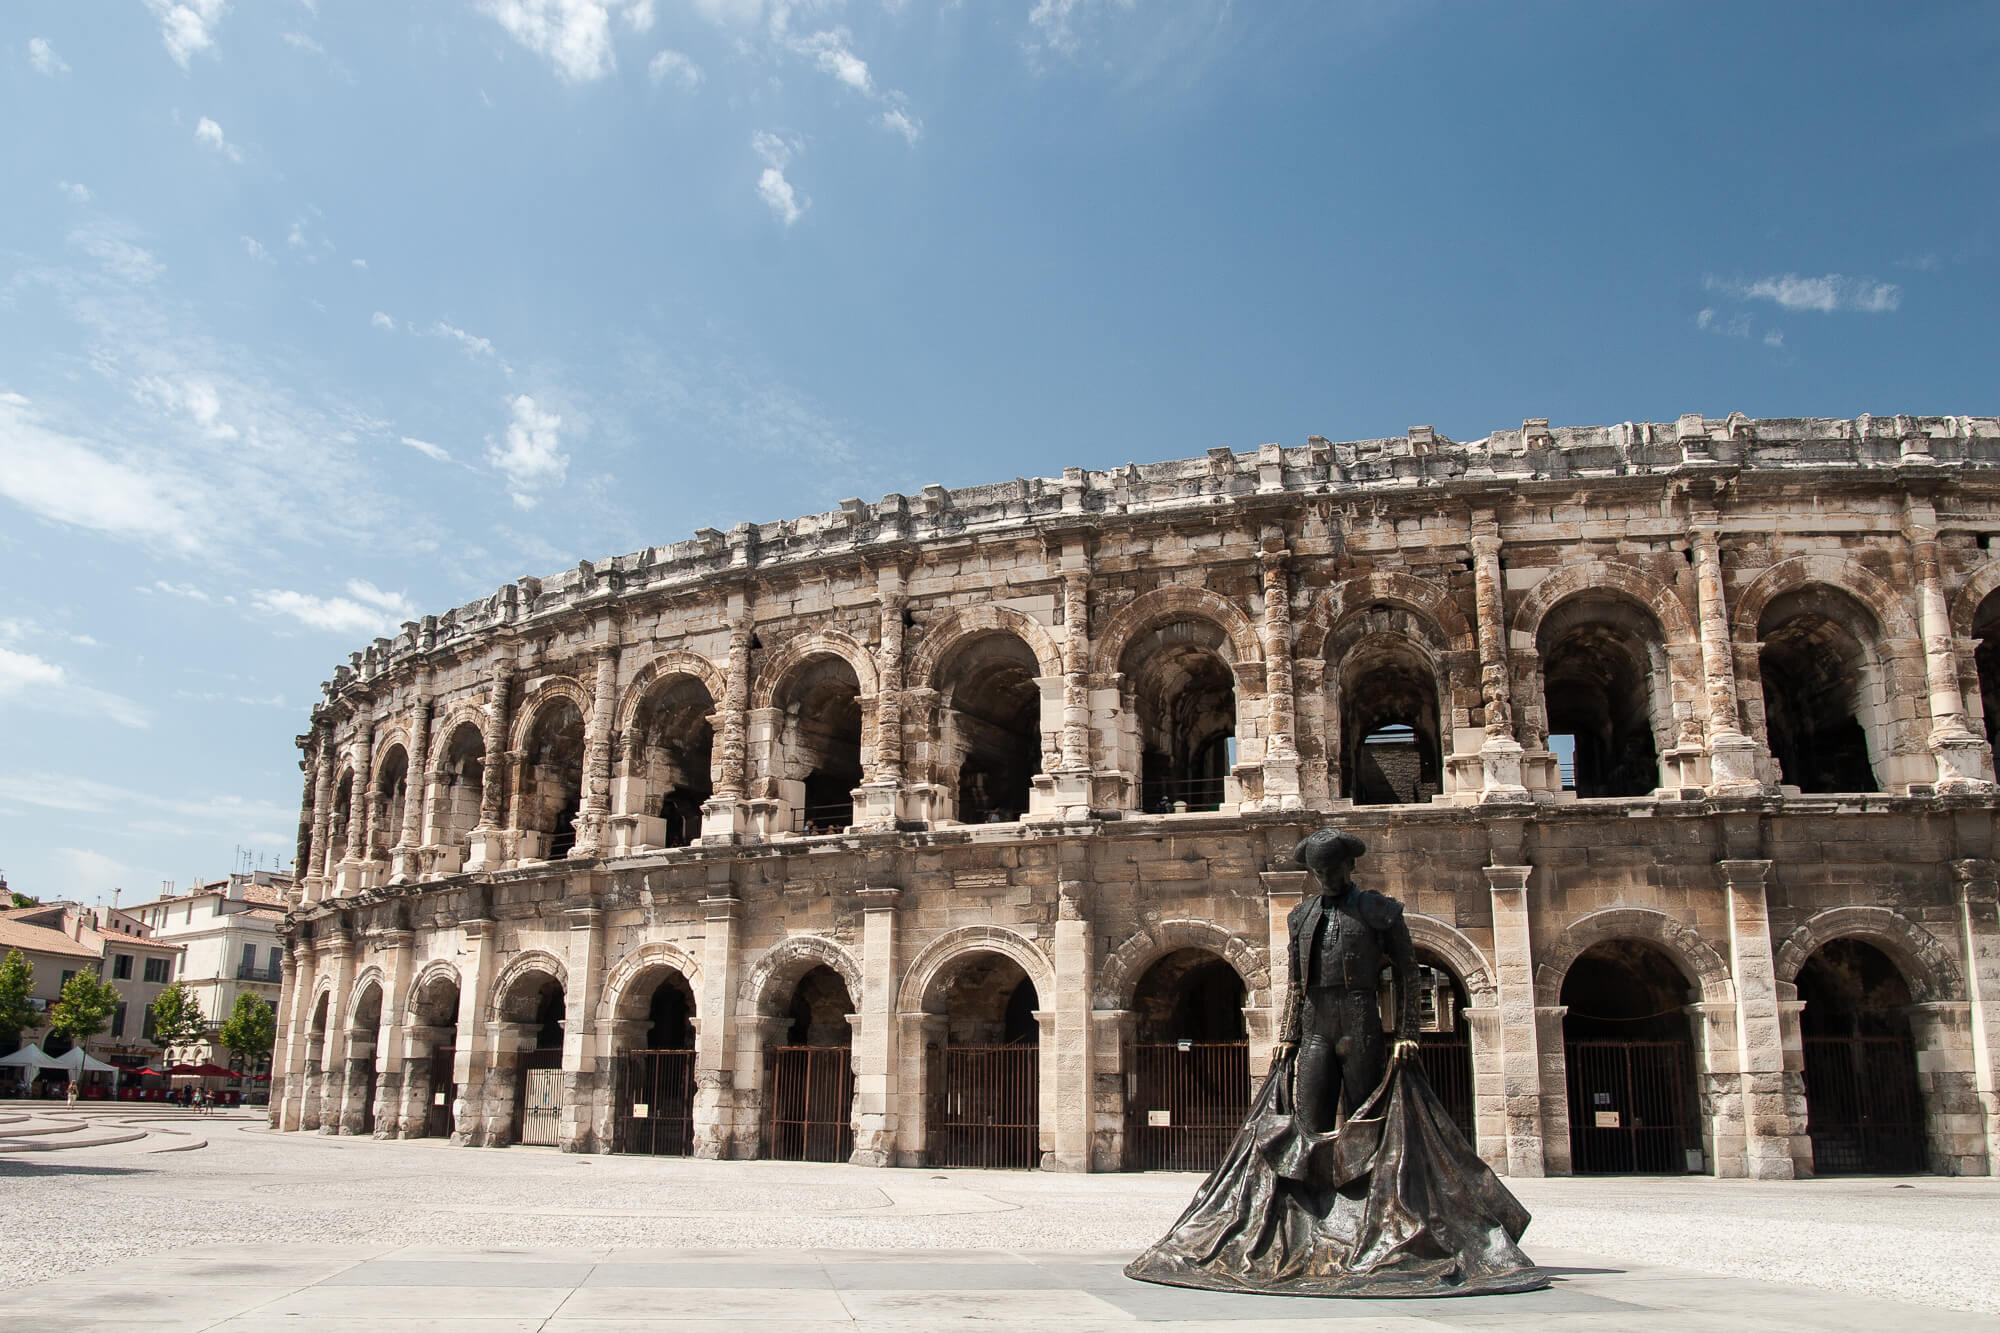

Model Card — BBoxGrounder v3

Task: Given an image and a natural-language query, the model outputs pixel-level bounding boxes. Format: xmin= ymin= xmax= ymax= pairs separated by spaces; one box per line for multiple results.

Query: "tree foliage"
xmin=0 ymin=949 xmax=37 ymax=1047
xmin=49 ymin=969 xmax=120 ymax=1045
xmin=150 ymin=980 xmax=210 ymax=1055
xmin=217 ymin=992 xmax=276 ymax=1062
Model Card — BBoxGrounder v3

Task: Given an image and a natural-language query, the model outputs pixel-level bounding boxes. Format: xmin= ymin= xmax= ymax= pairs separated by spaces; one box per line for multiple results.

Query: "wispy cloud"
xmin=143 ymin=0 xmax=228 ymax=69
xmin=402 ymin=436 xmax=451 ymax=463
xmin=487 ymin=394 xmax=568 ymax=507
xmin=194 ymin=117 xmax=243 ymax=164
xmin=57 ymin=180 xmax=91 ymax=204
xmin=1695 ymin=308 xmax=1751 ymax=338
xmin=432 ymin=321 xmax=497 ymax=359
xmin=371 ymin=311 xmax=396 ymax=331
xmin=1763 ymin=329 xmax=1784 ymax=349
xmin=253 ymin=580 xmax=416 ymax=637
xmin=479 ymin=0 xmax=657 ymax=83
xmin=351 ymin=257 xmax=368 ymax=270
xmin=242 ymin=235 xmax=271 ymax=262
xmin=68 ymin=224 xmax=163 ymax=284
xmin=0 ymin=771 xmax=297 ymax=831
xmin=282 ymin=31 xmax=325 ymax=54
xmin=0 ymin=646 xmax=150 ymax=729
xmin=1703 ymin=272 xmax=1901 ymax=314
xmin=753 ymin=130 xmax=806 ymax=225
xmin=0 ymin=393 xmax=206 ymax=555
xmin=647 ymin=48 xmax=701 ymax=90
xmin=28 ymin=37 xmax=70 ymax=76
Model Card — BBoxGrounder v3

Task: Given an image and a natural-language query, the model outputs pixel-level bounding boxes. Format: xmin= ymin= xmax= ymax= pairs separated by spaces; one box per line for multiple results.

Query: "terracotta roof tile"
xmin=0 ymin=918 xmax=103 ymax=961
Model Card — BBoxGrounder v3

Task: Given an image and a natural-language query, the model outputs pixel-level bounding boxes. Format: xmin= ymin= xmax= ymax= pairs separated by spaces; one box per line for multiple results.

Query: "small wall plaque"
xmin=631 ymin=1103 xmax=650 ymax=1118
xmin=1594 ymin=1111 xmax=1620 ymax=1129
xmin=1148 ymin=1110 xmax=1171 ymax=1127
xmin=433 ymin=1092 xmax=446 ymax=1106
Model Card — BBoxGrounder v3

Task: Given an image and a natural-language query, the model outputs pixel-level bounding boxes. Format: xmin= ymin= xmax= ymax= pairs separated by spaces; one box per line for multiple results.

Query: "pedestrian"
xmin=65 ymin=1080 xmax=78 ymax=1109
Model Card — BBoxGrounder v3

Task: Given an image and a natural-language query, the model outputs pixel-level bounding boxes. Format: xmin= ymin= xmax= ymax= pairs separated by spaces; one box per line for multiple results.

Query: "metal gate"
xmin=765 ymin=1046 xmax=855 ymax=1162
xmin=517 ymin=1066 xmax=564 ymax=1147
xmin=423 ymin=1045 xmax=456 ymax=1139
xmin=1123 ymin=1042 xmax=1249 ymax=1172
xmin=1417 ymin=1032 xmax=1475 ymax=1142
xmin=925 ymin=1044 xmax=1039 ymax=1169
xmin=614 ymin=1050 xmax=696 ymax=1156
xmin=356 ymin=1065 xmax=378 ymax=1137
xmin=1802 ymin=1035 xmax=1927 ymax=1174
xmin=1565 ymin=1040 xmax=1697 ymax=1174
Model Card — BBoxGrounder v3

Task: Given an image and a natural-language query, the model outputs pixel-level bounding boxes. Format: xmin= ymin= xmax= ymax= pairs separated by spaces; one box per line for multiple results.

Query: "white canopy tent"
xmin=0 ymin=1042 xmax=58 ymax=1070
xmin=51 ymin=1047 xmax=120 ymax=1078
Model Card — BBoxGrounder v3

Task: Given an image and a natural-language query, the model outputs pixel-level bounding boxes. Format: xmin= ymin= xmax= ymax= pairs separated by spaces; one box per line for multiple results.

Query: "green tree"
xmin=49 ymin=970 xmax=120 ymax=1046
xmin=0 ymin=948 xmax=37 ymax=1049
xmin=217 ymin=992 xmax=276 ymax=1067
xmin=149 ymin=981 xmax=210 ymax=1059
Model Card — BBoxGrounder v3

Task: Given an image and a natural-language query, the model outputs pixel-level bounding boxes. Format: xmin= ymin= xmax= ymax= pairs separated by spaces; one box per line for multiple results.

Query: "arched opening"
xmin=1412 ymin=951 xmax=1475 ymax=1143
xmin=1539 ymin=595 xmax=1666 ymax=798
xmin=370 ymin=745 xmax=409 ymax=861
xmin=1973 ymin=589 xmax=2000 ymax=759
xmin=499 ymin=970 xmax=566 ymax=1147
xmin=764 ymin=964 xmax=857 ymax=1162
xmin=303 ymin=990 xmax=331 ymax=1131
xmin=924 ymin=952 xmax=1041 ymax=1168
xmin=937 ymin=632 xmax=1043 ymax=824
xmin=773 ymin=655 xmax=863 ymax=833
xmin=611 ymin=967 xmax=697 ymax=1156
xmin=518 ymin=698 xmax=586 ymax=859
xmin=346 ymin=982 xmax=383 ymax=1136
xmin=1125 ymin=621 xmax=1236 ymax=814
xmin=1797 ymin=939 xmax=1928 ymax=1174
xmin=627 ymin=675 xmax=715 ymax=849
xmin=411 ymin=974 xmax=461 ymax=1139
xmin=1560 ymin=941 xmax=1701 ymax=1174
xmin=1123 ymin=950 xmax=1248 ymax=1171
xmin=327 ymin=769 xmax=354 ymax=869
xmin=1337 ymin=632 xmax=1442 ymax=805
xmin=1757 ymin=586 xmax=1883 ymax=793
xmin=429 ymin=722 xmax=485 ymax=858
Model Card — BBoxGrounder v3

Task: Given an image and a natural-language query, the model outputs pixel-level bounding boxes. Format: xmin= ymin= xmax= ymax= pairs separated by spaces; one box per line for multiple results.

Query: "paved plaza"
xmin=4 ymin=1108 xmax=1997 ymax=1330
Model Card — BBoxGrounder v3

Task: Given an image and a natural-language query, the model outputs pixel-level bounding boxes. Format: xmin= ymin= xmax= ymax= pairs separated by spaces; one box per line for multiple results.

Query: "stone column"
xmin=1462 ymin=1004 xmax=1507 ymax=1172
xmin=1048 ymin=879 xmax=1095 ymax=1171
xmin=854 ymin=572 xmax=906 ymax=828
xmin=315 ymin=930 xmax=356 ymax=1134
xmin=850 ymin=885 xmax=902 ymax=1166
xmin=1259 ymin=868 xmax=1306 ymax=1080
xmin=394 ymin=690 xmax=432 ymax=880
xmin=1953 ymin=859 xmax=2000 ymax=1172
xmin=692 ymin=887 xmax=742 ymax=1157
xmin=372 ymin=928 xmax=415 ymax=1138
xmin=1911 ymin=507 xmax=1992 ymax=788
xmin=1469 ymin=517 xmax=1527 ymax=798
xmin=1485 ymin=863 xmax=1545 ymax=1175
xmin=337 ymin=718 xmax=374 ymax=894
xmin=1037 ymin=563 xmax=1095 ymax=819
xmin=1258 ymin=545 xmax=1302 ymax=810
xmin=276 ymin=938 xmax=319 ymax=1131
xmin=451 ymin=915 xmax=495 ymax=1146
xmin=561 ymin=894 xmax=607 ymax=1150
xmin=306 ymin=727 xmax=336 ymax=903
xmin=1720 ymin=859 xmax=1797 ymax=1177
xmin=1687 ymin=1000 xmax=1742 ymax=1175
xmin=573 ymin=640 xmax=621 ymax=857
xmin=1906 ymin=999 xmax=1989 ymax=1175
xmin=468 ymin=655 xmax=514 ymax=870
xmin=1689 ymin=517 xmax=1763 ymax=793
xmin=701 ymin=606 xmax=754 ymax=842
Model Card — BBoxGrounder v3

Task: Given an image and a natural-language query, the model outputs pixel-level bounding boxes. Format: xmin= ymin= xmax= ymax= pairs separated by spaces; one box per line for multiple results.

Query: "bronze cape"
xmin=1125 ymin=1050 xmax=1548 ymax=1298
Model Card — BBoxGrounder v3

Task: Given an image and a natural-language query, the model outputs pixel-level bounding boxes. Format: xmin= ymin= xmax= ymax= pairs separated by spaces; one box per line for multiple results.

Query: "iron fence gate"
xmin=422 ymin=1046 xmax=457 ymax=1139
xmin=1802 ymin=1035 xmax=1927 ymax=1174
xmin=765 ymin=1046 xmax=855 ymax=1162
xmin=517 ymin=1066 xmax=563 ymax=1147
xmin=1123 ymin=1042 xmax=1249 ymax=1172
xmin=356 ymin=1064 xmax=378 ymax=1137
xmin=925 ymin=1044 xmax=1039 ymax=1169
xmin=1417 ymin=1032 xmax=1475 ymax=1143
xmin=1565 ymin=1040 xmax=1697 ymax=1174
xmin=614 ymin=1050 xmax=696 ymax=1156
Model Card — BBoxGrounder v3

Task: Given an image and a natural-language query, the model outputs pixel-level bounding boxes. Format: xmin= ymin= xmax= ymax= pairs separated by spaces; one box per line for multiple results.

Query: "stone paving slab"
xmin=11 ymin=1245 xmax=1998 ymax=1331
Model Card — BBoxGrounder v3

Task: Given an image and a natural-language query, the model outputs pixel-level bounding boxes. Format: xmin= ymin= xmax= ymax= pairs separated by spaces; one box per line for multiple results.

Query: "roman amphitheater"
xmin=274 ymin=412 xmax=2000 ymax=1183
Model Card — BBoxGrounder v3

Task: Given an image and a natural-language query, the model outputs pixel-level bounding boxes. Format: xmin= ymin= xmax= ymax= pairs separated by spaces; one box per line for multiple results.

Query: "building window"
xmin=112 ymin=1003 xmax=127 ymax=1038
xmin=144 ymin=957 xmax=171 ymax=983
xmin=113 ymin=953 xmax=133 ymax=980
xmin=268 ymin=946 xmax=284 ymax=975
xmin=142 ymin=1006 xmax=157 ymax=1041
xmin=61 ymin=969 xmax=76 ymax=988
xmin=241 ymin=943 xmax=257 ymax=974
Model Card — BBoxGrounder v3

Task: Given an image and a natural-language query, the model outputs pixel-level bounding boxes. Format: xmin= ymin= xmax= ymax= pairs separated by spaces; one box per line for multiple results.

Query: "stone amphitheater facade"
xmin=274 ymin=412 xmax=2000 ymax=1180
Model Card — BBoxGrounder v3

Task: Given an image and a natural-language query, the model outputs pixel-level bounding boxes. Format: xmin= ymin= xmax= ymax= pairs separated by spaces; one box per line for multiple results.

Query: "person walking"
xmin=65 ymin=1080 xmax=78 ymax=1109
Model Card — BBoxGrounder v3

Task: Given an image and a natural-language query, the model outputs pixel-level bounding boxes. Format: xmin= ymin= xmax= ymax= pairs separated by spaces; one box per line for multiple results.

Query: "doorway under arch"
xmin=924 ymin=952 xmax=1041 ymax=1169
xmin=612 ymin=967 xmax=697 ymax=1157
xmin=1797 ymin=939 xmax=1928 ymax=1175
xmin=764 ymin=964 xmax=857 ymax=1163
xmin=1122 ymin=949 xmax=1249 ymax=1172
xmin=1560 ymin=941 xmax=1702 ymax=1174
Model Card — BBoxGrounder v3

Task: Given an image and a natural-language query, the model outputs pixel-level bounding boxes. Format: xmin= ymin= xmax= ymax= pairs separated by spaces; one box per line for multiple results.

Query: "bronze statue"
xmin=1126 ymin=828 xmax=1547 ymax=1298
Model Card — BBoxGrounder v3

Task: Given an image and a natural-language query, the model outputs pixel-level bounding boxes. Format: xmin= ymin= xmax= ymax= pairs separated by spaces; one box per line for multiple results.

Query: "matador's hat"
xmin=1294 ymin=828 xmax=1367 ymax=874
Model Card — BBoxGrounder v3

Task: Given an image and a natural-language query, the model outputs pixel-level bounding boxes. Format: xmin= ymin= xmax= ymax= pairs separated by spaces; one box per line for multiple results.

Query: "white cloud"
xmin=351 ymin=257 xmax=368 ymax=270
xmin=647 ymin=48 xmax=701 ymax=90
xmin=282 ymin=31 xmax=325 ymax=54
xmin=287 ymin=218 xmax=308 ymax=248
xmin=0 ymin=618 xmax=99 ymax=649
xmin=433 ymin=321 xmax=498 ymax=359
xmin=478 ymin=0 xmax=654 ymax=83
xmin=371 ymin=311 xmax=396 ymax=331
xmin=793 ymin=27 xmax=873 ymax=94
xmin=753 ymin=131 xmax=806 ymax=225
xmin=401 ymin=435 xmax=451 ymax=463
xmin=881 ymin=106 xmax=921 ymax=144
xmin=194 ymin=117 xmax=242 ymax=164
xmin=1694 ymin=307 xmax=1750 ymax=338
xmin=1763 ymin=329 xmax=1785 ymax=349
xmin=487 ymin=394 xmax=568 ymax=506
xmin=136 ymin=375 xmax=237 ymax=441
xmin=253 ymin=579 xmax=416 ymax=637
xmin=0 ymin=647 xmax=150 ymax=729
xmin=1703 ymin=272 xmax=1901 ymax=314
xmin=0 ymin=646 xmax=64 ymax=692
xmin=0 ymin=394 xmax=205 ymax=554
xmin=53 ymin=848 xmax=133 ymax=889
xmin=57 ymin=180 xmax=91 ymax=204
xmin=626 ymin=0 xmax=655 ymax=31
xmin=68 ymin=225 xmax=163 ymax=284
xmin=29 ymin=37 xmax=70 ymax=76
xmin=0 ymin=772 xmax=295 ymax=829
xmin=149 ymin=580 xmax=212 ymax=602
xmin=143 ymin=0 xmax=228 ymax=69
xmin=241 ymin=235 xmax=271 ymax=261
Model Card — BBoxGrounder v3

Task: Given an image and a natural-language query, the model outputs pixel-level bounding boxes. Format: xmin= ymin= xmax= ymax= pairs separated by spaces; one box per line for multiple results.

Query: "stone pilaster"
xmin=394 ymin=688 xmax=431 ymax=880
xmin=305 ymin=726 xmax=336 ymax=902
xmin=1260 ymin=869 xmax=1306 ymax=1078
xmin=1952 ymin=859 xmax=2000 ymax=1173
xmin=561 ymin=893 xmax=607 ymax=1151
xmin=1905 ymin=1000 xmax=1987 ymax=1175
xmin=1688 ymin=516 xmax=1763 ymax=793
xmin=692 ymin=887 xmax=742 ymax=1157
xmin=276 ymin=938 xmax=318 ymax=1131
xmin=1047 ymin=879 xmax=1094 ymax=1171
xmin=850 ymin=885 xmax=902 ymax=1166
xmin=1485 ymin=863 xmax=1544 ymax=1175
xmin=573 ymin=639 xmax=621 ymax=857
xmin=1719 ymin=859 xmax=1797 ymax=1177
xmin=371 ymin=928 xmax=415 ymax=1138
xmin=1910 ymin=506 xmax=1992 ymax=788
xmin=315 ymin=930 xmax=356 ymax=1133
xmin=1257 ymin=543 xmax=1302 ymax=810
xmin=336 ymin=716 xmax=374 ymax=895
xmin=853 ymin=569 xmax=907 ymax=828
xmin=1469 ymin=518 xmax=1526 ymax=799
xmin=450 ymin=915 xmax=495 ymax=1146
xmin=701 ymin=605 xmax=754 ymax=842
xmin=1462 ymin=1004 xmax=1507 ymax=1172
xmin=468 ymin=654 xmax=514 ymax=870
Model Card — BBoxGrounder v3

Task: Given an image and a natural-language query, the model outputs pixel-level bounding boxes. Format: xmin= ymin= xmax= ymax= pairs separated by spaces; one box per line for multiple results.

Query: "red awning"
xmin=167 ymin=1063 xmax=237 ymax=1078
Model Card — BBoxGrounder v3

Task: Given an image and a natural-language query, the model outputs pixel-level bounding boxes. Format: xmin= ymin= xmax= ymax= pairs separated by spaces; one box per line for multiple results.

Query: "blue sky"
xmin=2 ymin=1 xmax=1994 ymax=904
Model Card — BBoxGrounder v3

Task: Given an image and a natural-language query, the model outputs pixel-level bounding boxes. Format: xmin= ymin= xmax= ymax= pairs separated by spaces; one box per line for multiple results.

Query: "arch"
xmin=1091 ymin=586 xmax=1263 ymax=679
xmin=1535 ymin=907 xmax=1734 ymax=1007
xmin=897 ymin=925 xmax=1056 ymax=1016
xmin=615 ymin=650 xmax=728 ymax=738
xmin=427 ymin=705 xmax=491 ymax=773
xmin=908 ymin=605 xmax=1066 ymax=687
xmin=1730 ymin=555 xmax=1920 ymax=646
xmin=1511 ymin=560 xmax=1697 ymax=646
xmin=1773 ymin=906 xmax=1964 ymax=1004
xmin=485 ymin=948 xmax=570 ymax=1024
xmin=1404 ymin=913 xmax=1498 ymax=1005
xmin=405 ymin=959 xmax=464 ymax=1022
xmin=508 ymin=676 xmax=593 ymax=755
xmin=1299 ymin=571 xmax=1471 ymax=661
xmin=346 ymin=967 xmax=388 ymax=1026
xmin=1095 ymin=920 xmax=1269 ymax=1010
xmin=1329 ymin=624 xmax=1448 ymax=804
xmin=740 ymin=934 xmax=864 ymax=1018
xmin=1950 ymin=559 xmax=2000 ymax=640
xmin=371 ymin=728 xmax=413 ymax=771
xmin=596 ymin=940 xmax=703 ymax=1023
xmin=751 ymin=630 xmax=881 ymax=712
xmin=310 ymin=975 xmax=337 ymax=1022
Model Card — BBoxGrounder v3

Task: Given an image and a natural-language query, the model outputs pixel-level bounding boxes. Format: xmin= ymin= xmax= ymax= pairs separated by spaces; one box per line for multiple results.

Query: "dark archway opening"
xmin=1561 ymin=941 xmax=1701 ymax=1174
xmin=1413 ymin=952 xmax=1475 ymax=1142
xmin=779 ymin=656 xmax=863 ymax=833
xmin=1339 ymin=635 xmax=1443 ymax=805
xmin=1540 ymin=598 xmax=1664 ymax=798
xmin=371 ymin=746 xmax=409 ymax=860
xmin=1128 ymin=622 xmax=1236 ymax=814
xmin=767 ymin=965 xmax=857 ymax=1163
xmin=412 ymin=978 xmax=461 ymax=1139
xmin=347 ymin=983 xmax=383 ymax=1137
xmin=502 ymin=974 xmax=566 ymax=1147
xmin=1758 ymin=587 xmax=1881 ymax=793
xmin=926 ymin=954 xmax=1041 ymax=1168
xmin=1124 ymin=950 xmax=1249 ymax=1172
xmin=613 ymin=968 xmax=697 ymax=1157
xmin=940 ymin=632 xmax=1043 ymax=824
xmin=1973 ymin=589 xmax=2000 ymax=760
xmin=521 ymin=698 xmax=586 ymax=858
xmin=1797 ymin=940 xmax=1928 ymax=1174
xmin=631 ymin=676 xmax=715 ymax=849
xmin=434 ymin=723 xmax=485 ymax=855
